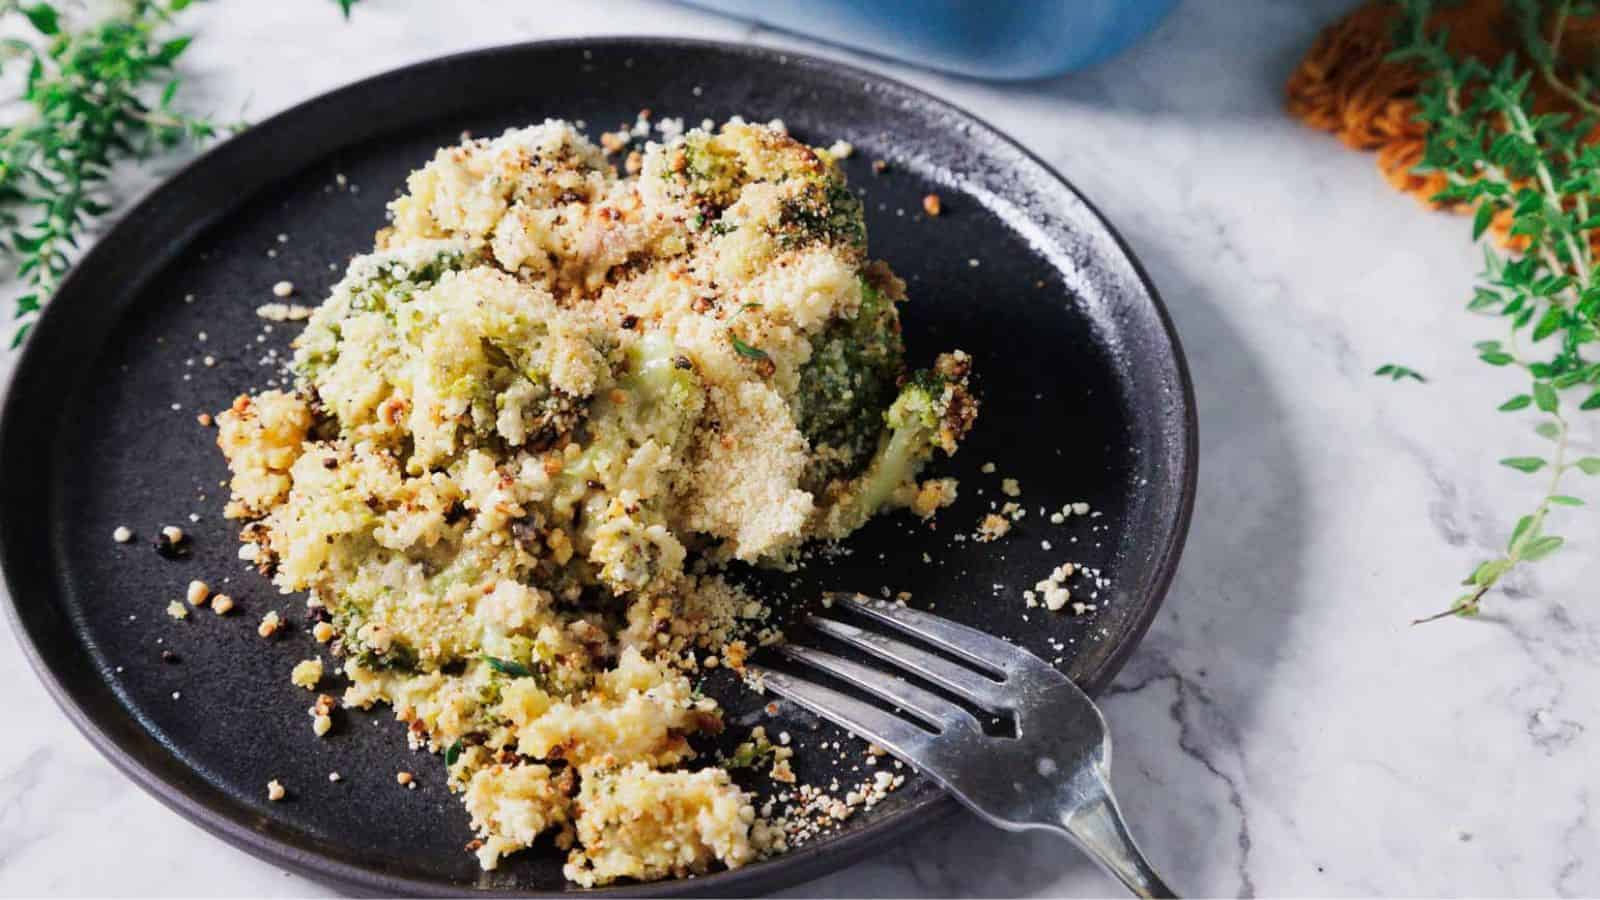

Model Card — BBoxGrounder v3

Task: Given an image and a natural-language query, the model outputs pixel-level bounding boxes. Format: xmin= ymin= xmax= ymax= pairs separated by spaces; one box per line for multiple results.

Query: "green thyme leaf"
xmin=729 ymin=333 xmax=770 ymax=361
xmin=2 ymin=1 xmax=228 ymax=343
xmin=1534 ymin=382 xmax=1559 ymax=412
xmin=1472 ymin=202 xmax=1495 ymax=240
xmin=1522 ymin=535 xmax=1565 ymax=561
xmin=1499 ymin=394 xmax=1533 ymax=411
xmin=483 ymin=655 xmax=535 ymax=678
xmin=1549 ymin=495 xmax=1586 ymax=506
xmin=444 ymin=738 xmax=463 ymax=767
xmin=1508 ymin=514 xmax=1539 ymax=553
xmin=1375 ymin=363 xmax=1427 ymax=382
xmin=1500 ymin=457 xmax=1547 ymax=473
xmin=1577 ymin=457 xmax=1600 ymax=475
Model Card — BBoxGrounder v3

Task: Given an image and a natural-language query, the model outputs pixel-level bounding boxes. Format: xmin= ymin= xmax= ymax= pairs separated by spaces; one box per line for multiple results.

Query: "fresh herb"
xmin=444 ymin=738 xmax=463 ymax=767
xmin=1393 ymin=0 xmax=1600 ymax=622
xmin=1 ymin=0 xmax=227 ymax=346
xmin=774 ymin=181 xmax=866 ymax=250
xmin=729 ymin=332 xmax=769 ymax=361
xmin=333 ymin=0 xmax=359 ymax=17
xmin=482 ymin=655 xmax=536 ymax=678
xmin=1374 ymin=363 xmax=1427 ymax=382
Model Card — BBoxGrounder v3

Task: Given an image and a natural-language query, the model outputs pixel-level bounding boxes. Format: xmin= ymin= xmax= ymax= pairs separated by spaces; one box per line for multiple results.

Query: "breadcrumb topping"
xmin=211 ymin=119 xmax=980 ymax=886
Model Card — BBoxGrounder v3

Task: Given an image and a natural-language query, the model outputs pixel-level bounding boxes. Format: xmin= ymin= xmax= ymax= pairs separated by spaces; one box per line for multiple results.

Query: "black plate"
xmin=0 ymin=39 xmax=1195 ymax=896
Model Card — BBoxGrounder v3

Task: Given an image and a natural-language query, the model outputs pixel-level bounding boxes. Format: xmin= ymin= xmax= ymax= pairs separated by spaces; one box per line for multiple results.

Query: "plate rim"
xmin=0 ymin=35 xmax=1197 ymax=897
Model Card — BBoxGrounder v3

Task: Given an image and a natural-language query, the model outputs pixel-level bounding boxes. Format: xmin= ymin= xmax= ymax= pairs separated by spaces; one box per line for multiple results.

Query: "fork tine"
xmin=775 ymin=643 xmax=982 ymax=733
xmin=747 ymin=664 xmax=936 ymax=762
xmin=826 ymin=592 xmax=1026 ymax=674
xmin=807 ymin=614 xmax=1011 ymax=711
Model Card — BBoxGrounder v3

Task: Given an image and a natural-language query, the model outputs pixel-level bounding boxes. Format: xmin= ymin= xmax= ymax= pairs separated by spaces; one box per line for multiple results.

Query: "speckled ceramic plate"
xmin=0 ymin=39 xmax=1195 ymax=896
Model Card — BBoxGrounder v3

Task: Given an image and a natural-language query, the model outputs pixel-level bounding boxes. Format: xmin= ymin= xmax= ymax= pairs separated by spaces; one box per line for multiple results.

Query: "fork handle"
xmin=1056 ymin=767 xmax=1177 ymax=899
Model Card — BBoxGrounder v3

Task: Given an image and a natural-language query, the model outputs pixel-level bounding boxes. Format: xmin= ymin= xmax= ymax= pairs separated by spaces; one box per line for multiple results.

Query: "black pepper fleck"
xmin=154 ymin=534 xmax=187 ymax=559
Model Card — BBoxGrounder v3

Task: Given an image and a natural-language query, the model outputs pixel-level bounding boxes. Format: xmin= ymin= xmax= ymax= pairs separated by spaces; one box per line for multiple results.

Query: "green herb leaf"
xmin=1535 ymin=421 xmax=1562 ymax=440
xmin=1374 ymin=363 xmax=1427 ymax=382
xmin=1508 ymin=514 xmax=1539 ymax=553
xmin=1 ymin=1 xmax=226 ymax=342
xmin=483 ymin=656 xmax=535 ymax=678
xmin=729 ymin=333 xmax=770 ymax=361
xmin=1499 ymin=394 xmax=1533 ymax=411
xmin=1472 ymin=202 xmax=1495 ymax=240
xmin=1577 ymin=457 xmax=1600 ymax=475
xmin=1501 ymin=457 xmax=1547 ymax=473
xmin=1534 ymin=382 xmax=1558 ymax=412
xmin=1549 ymin=495 xmax=1585 ymax=506
xmin=21 ymin=4 xmax=59 ymax=35
xmin=1522 ymin=535 xmax=1565 ymax=561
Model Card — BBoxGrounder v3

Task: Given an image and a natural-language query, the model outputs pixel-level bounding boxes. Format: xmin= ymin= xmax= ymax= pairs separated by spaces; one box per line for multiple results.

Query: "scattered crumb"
xmin=1026 ymin=563 xmax=1075 ymax=611
xmin=770 ymin=758 xmax=796 ymax=784
xmin=1000 ymin=478 xmax=1021 ymax=498
xmin=291 ymin=658 xmax=324 ymax=690
xmin=922 ymin=193 xmax=941 ymax=217
xmin=910 ymin=477 xmax=959 ymax=518
xmin=255 ymin=302 xmax=313 ymax=322
xmin=165 ymin=601 xmax=188 ymax=620
xmin=186 ymin=579 xmax=210 ymax=607
xmin=112 ymin=526 xmax=134 ymax=543
xmin=827 ymin=139 xmax=854 ymax=158
xmin=267 ymin=779 xmax=286 ymax=801
xmin=272 ymin=280 xmax=294 ymax=298
xmin=211 ymin=594 xmax=234 ymax=615
xmin=975 ymin=513 xmax=1011 ymax=543
xmin=257 ymin=610 xmax=282 ymax=638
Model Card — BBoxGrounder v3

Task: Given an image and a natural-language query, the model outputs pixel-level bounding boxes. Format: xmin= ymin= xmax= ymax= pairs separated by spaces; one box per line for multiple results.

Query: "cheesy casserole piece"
xmin=215 ymin=120 xmax=976 ymax=886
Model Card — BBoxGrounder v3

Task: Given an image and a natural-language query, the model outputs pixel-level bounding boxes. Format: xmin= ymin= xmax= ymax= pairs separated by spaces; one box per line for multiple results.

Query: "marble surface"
xmin=2 ymin=0 xmax=1597 ymax=896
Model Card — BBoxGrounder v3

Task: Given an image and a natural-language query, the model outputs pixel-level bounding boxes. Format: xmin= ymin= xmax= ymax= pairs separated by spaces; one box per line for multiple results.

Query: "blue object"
xmin=680 ymin=0 xmax=1178 ymax=80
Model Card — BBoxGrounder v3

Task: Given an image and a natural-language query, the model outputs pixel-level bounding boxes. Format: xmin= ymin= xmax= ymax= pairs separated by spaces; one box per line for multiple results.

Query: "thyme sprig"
xmin=1 ymin=0 xmax=224 ymax=346
xmin=1393 ymin=0 xmax=1600 ymax=622
xmin=1375 ymin=363 xmax=1427 ymax=382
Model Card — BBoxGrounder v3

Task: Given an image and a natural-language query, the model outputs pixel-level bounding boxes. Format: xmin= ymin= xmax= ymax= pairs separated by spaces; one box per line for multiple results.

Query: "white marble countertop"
xmin=2 ymin=0 xmax=1597 ymax=895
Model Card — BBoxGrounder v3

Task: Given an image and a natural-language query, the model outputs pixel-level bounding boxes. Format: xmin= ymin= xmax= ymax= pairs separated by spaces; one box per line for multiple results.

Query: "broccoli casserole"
xmin=214 ymin=119 xmax=977 ymax=886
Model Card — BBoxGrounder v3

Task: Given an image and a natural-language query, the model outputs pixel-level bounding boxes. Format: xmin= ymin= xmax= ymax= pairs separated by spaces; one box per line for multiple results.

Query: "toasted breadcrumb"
xmin=290 ymin=658 xmax=323 ymax=690
xmin=212 ymin=120 xmax=981 ymax=886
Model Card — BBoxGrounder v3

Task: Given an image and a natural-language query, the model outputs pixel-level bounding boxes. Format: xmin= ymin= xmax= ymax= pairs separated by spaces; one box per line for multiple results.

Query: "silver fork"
xmin=748 ymin=592 xmax=1176 ymax=899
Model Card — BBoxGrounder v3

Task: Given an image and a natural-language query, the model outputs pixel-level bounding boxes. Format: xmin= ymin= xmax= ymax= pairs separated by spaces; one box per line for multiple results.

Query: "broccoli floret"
xmin=478 ymin=337 xmax=587 ymax=452
xmin=811 ymin=351 xmax=978 ymax=539
xmin=293 ymin=247 xmax=470 ymax=382
xmin=795 ymin=278 xmax=904 ymax=489
xmin=774 ymin=180 xmax=866 ymax=251
xmin=884 ymin=352 xmax=979 ymax=458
